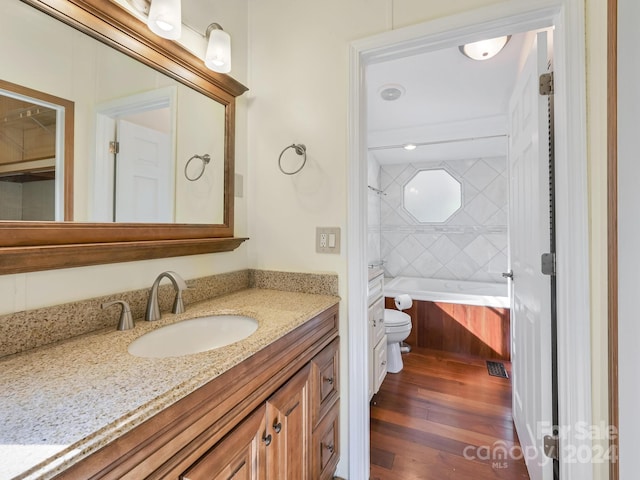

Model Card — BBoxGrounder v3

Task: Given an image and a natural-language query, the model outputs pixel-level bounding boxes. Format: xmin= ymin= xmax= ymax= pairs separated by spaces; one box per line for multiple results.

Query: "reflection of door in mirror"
xmin=0 ymin=81 xmax=73 ymax=221
xmin=93 ymin=88 xmax=175 ymax=222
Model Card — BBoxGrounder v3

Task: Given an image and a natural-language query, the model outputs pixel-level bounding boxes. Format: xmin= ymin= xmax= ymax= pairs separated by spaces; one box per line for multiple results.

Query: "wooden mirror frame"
xmin=0 ymin=0 xmax=248 ymax=274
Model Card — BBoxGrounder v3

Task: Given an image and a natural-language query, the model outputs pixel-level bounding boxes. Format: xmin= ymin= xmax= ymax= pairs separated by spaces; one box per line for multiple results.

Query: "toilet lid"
xmin=384 ymin=309 xmax=411 ymax=326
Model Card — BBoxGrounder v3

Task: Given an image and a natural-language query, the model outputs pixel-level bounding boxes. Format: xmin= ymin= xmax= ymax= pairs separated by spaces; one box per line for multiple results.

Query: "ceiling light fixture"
xmin=459 ymin=35 xmax=511 ymax=61
xmin=205 ymin=23 xmax=231 ymax=73
xmin=378 ymin=84 xmax=405 ymax=101
xmin=403 ymin=143 xmax=417 ymax=151
xmin=147 ymin=0 xmax=182 ymax=40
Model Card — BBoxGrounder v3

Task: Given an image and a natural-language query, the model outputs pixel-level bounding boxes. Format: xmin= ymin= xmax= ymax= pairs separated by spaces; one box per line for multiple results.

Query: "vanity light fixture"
xmin=205 ymin=23 xmax=232 ymax=73
xmin=147 ymin=0 xmax=182 ymax=40
xmin=126 ymin=0 xmax=231 ymax=73
xmin=459 ymin=35 xmax=511 ymax=61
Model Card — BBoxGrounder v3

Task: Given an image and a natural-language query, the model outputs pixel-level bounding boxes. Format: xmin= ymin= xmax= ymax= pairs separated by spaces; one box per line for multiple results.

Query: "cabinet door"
xmin=373 ymin=338 xmax=388 ymax=395
xmin=181 ymin=407 xmax=267 ymax=480
xmin=371 ymin=299 xmax=385 ymax=347
xmin=265 ymin=364 xmax=311 ymax=480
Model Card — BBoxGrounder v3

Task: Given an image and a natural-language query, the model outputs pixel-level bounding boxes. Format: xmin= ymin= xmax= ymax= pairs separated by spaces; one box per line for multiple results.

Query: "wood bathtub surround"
xmin=385 ymin=297 xmax=511 ymax=360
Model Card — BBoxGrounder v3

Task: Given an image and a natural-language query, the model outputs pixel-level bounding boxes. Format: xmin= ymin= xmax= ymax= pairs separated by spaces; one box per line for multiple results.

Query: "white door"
xmin=508 ymin=31 xmax=553 ymax=480
xmin=115 ymin=119 xmax=173 ymax=222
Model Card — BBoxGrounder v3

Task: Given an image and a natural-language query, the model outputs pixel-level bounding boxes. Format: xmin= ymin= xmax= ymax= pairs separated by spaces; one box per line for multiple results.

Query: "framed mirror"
xmin=0 ymin=0 xmax=248 ymax=274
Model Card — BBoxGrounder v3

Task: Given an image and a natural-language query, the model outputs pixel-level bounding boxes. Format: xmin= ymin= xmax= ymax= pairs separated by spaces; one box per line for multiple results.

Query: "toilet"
xmin=384 ymin=308 xmax=412 ymax=373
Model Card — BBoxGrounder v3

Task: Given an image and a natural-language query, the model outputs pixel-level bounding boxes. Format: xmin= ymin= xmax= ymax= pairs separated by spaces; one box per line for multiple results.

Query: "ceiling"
xmin=366 ymin=32 xmax=531 ymax=165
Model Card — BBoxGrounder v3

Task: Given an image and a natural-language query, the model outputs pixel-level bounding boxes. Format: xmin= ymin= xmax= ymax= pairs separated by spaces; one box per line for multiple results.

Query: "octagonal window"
xmin=403 ymin=169 xmax=462 ymax=223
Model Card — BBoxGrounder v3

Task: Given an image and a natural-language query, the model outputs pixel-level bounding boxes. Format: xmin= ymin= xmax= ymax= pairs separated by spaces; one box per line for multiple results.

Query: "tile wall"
xmin=373 ymin=156 xmax=508 ymax=284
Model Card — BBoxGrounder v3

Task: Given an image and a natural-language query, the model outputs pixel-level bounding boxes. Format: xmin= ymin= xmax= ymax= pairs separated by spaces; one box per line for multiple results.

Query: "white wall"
xmin=617 ymin=0 xmax=640 ymax=477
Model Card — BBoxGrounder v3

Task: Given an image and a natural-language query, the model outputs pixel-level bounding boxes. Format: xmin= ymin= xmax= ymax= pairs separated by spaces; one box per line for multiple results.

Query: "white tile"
xmin=380 ymin=169 xmax=394 ymax=190
xmin=487 ymin=251 xmax=508 ymax=274
xmin=446 ymin=210 xmax=476 ymax=226
xmin=396 ymin=235 xmax=425 ymax=263
xmin=385 ymin=249 xmax=410 ymax=277
xmin=411 ymin=250 xmax=443 ymax=277
xmin=463 ymin=236 xmax=500 ymax=267
xmin=433 ymin=265 xmax=456 ymax=280
xmin=485 ymin=233 xmax=508 ymax=252
xmin=465 ymin=194 xmax=500 ymax=224
xmin=429 ymin=235 xmax=461 ymax=264
xmin=485 ymin=207 xmax=508 ymax=226
xmin=484 ymin=156 xmax=507 ymax=175
xmin=463 ymin=160 xmax=500 ymax=191
xmin=396 ymin=165 xmax=417 ymax=185
xmin=447 ymin=232 xmax=477 ymax=250
xmin=444 ymin=251 xmax=479 ymax=279
xmin=483 ymin=175 xmax=508 ymax=208
xmin=381 ymin=164 xmax=406 ymax=182
xmin=381 ymin=232 xmax=408 ymax=250
xmin=462 ymin=182 xmax=480 ymax=203
xmin=445 ymin=158 xmax=476 ymax=176
xmin=399 ymin=264 xmax=422 ymax=278
xmin=413 ymin=233 xmax=439 ymax=249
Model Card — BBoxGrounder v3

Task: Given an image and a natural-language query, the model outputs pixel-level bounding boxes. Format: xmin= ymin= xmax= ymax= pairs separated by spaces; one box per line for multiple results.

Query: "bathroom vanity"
xmin=367 ymin=268 xmax=387 ymax=400
xmin=0 ymin=288 xmax=340 ymax=480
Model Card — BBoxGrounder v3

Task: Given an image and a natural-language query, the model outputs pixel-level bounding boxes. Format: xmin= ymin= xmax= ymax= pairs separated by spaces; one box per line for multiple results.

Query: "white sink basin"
xmin=128 ymin=315 xmax=259 ymax=358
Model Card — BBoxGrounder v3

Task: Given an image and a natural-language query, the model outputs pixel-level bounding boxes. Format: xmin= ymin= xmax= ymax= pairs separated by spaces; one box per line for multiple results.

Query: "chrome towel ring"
xmin=185 ymin=153 xmax=211 ymax=181
xmin=278 ymin=144 xmax=307 ymax=175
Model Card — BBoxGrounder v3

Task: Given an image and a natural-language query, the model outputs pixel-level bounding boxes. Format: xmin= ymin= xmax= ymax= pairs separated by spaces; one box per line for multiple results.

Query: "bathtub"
xmin=384 ymin=276 xmax=509 ymax=309
xmin=384 ymin=276 xmax=511 ymax=360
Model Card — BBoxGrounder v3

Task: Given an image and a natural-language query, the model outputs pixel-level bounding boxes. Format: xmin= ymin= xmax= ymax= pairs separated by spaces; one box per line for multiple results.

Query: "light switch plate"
xmin=316 ymin=227 xmax=340 ymax=254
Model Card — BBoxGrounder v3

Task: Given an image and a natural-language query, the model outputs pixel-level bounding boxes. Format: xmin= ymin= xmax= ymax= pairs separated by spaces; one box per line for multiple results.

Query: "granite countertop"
xmin=0 ymin=288 xmax=339 ymax=480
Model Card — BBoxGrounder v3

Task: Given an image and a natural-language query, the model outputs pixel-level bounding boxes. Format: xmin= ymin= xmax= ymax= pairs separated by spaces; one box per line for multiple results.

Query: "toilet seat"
xmin=384 ymin=309 xmax=411 ymax=327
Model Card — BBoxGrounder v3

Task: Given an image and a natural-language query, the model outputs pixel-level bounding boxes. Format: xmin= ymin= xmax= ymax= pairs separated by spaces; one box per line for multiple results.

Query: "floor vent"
xmin=486 ymin=360 xmax=509 ymax=378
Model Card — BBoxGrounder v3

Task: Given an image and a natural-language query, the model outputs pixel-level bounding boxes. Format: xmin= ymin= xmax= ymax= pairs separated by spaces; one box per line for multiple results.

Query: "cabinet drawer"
xmin=311 ymin=401 xmax=339 ymax=480
xmin=310 ymin=338 xmax=339 ymax=428
xmin=367 ymin=274 xmax=384 ymax=306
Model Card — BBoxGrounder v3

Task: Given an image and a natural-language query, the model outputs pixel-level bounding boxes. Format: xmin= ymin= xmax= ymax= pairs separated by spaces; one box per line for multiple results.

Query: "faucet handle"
xmin=102 ymin=300 xmax=134 ymax=331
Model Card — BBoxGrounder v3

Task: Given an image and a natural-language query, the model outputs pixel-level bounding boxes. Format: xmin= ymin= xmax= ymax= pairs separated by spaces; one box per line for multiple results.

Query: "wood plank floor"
xmin=370 ymin=347 xmax=530 ymax=480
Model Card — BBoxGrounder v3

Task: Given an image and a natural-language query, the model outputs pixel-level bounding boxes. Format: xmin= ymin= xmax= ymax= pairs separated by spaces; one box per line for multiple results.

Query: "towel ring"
xmin=278 ymin=144 xmax=307 ymax=175
xmin=185 ymin=154 xmax=211 ymax=181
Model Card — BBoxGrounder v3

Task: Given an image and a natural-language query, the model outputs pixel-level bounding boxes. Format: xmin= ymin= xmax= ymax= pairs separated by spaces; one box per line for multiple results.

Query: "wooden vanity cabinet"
xmin=182 ymin=336 xmax=341 ymax=480
xmin=182 ymin=365 xmax=311 ymax=480
xmin=53 ymin=304 xmax=339 ymax=480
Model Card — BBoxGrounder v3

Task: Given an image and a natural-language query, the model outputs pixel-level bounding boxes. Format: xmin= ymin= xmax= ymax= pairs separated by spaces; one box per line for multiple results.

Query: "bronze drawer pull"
xmin=323 ymin=376 xmax=334 ymax=385
xmin=262 ymin=433 xmax=272 ymax=446
xmin=273 ymin=421 xmax=282 ymax=434
xmin=323 ymin=442 xmax=335 ymax=454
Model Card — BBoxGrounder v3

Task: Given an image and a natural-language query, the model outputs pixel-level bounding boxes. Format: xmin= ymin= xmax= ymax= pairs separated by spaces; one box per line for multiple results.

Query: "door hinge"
xmin=109 ymin=141 xmax=120 ymax=154
xmin=543 ymin=434 xmax=560 ymax=460
xmin=541 ymin=253 xmax=556 ymax=276
xmin=539 ymin=72 xmax=554 ymax=95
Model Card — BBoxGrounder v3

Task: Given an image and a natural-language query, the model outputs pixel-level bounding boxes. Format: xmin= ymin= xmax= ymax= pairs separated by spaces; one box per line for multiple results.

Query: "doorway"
xmin=347 ymin=3 xmax=591 ymax=480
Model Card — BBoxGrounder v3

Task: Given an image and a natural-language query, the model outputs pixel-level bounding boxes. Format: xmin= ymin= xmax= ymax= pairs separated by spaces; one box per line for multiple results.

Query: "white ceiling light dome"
xmin=378 ymin=84 xmax=406 ymax=101
xmin=459 ymin=36 xmax=511 ymax=61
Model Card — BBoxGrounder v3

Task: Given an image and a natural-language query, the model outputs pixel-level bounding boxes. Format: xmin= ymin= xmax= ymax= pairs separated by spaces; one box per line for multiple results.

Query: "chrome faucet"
xmin=101 ymin=300 xmax=134 ymax=331
xmin=145 ymin=271 xmax=188 ymax=321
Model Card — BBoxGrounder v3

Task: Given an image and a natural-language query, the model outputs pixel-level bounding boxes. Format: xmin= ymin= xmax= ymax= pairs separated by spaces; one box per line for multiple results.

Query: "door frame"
xmin=346 ymin=2 xmax=592 ymax=479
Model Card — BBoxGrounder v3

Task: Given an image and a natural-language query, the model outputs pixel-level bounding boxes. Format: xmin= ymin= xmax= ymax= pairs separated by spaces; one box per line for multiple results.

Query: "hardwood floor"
xmin=370 ymin=347 xmax=530 ymax=480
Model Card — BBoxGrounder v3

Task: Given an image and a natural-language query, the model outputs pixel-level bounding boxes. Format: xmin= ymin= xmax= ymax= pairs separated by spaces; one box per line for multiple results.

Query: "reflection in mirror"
xmin=403 ymin=169 xmax=462 ymax=223
xmin=3 ymin=0 xmax=226 ymax=225
xmin=0 ymin=80 xmax=73 ymax=221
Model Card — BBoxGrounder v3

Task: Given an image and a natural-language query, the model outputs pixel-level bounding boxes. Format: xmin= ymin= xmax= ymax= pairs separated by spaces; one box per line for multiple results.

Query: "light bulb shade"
xmin=205 ymin=27 xmax=231 ymax=73
xmin=147 ymin=0 xmax=182 ymax=40
xmin=460 ymin=36 xmax=510 ymax=61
